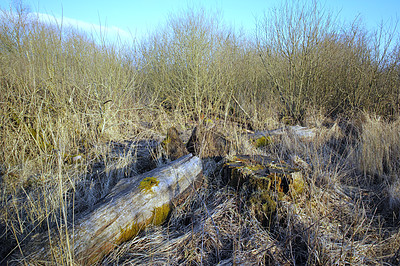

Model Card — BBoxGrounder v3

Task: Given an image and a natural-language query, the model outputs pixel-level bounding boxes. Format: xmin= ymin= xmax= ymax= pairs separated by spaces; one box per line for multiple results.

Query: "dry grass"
xmin=1 ymin=1 xmax=400 ymax=265
xmin=98 ymin=116 xmax=400 ymax=265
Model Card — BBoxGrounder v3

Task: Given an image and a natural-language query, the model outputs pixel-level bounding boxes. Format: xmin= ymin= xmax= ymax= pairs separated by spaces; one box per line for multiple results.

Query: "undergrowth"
xmin=1 ymin=0 xmax=400 ymax=264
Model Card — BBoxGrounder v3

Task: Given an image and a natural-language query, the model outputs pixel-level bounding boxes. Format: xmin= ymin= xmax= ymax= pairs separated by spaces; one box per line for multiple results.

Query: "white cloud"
xmin=32 ymin=12 xmax=133 ymax=44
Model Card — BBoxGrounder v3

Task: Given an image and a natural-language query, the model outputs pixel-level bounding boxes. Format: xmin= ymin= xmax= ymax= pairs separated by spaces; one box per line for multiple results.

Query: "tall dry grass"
xmin=0 ymin=5 xmax=143 ymax=263
xmin=1 ymin=0 xmax=400 ymax=264
xmin=359 ymin=115 xmax=400 ymax=180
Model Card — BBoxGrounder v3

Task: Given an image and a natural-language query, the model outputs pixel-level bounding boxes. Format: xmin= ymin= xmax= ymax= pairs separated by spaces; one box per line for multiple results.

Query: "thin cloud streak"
xmin=32 ymin=12 xmax=134 ymax=44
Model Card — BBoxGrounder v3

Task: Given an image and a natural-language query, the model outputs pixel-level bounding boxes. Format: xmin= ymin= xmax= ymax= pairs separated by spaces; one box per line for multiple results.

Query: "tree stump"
xmin=186 ymin=125 xmax=230 ymax=158
xmin=161 ymin=127 xmax=189 ymax=161
xmin=223 ymin=155 xmax=304 ymax=226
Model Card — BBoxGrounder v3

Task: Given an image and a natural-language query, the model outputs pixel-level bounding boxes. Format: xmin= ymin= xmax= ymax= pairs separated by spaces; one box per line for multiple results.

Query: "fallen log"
xmin=19 ymin=154 xmax=203 ymax=264
xmin=248 ymin=125 xmax=316 ymax=148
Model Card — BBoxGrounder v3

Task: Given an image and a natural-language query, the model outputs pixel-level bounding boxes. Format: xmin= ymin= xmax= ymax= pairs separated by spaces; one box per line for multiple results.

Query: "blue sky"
xmin=1 ymin=0 xmax=399 ymax=45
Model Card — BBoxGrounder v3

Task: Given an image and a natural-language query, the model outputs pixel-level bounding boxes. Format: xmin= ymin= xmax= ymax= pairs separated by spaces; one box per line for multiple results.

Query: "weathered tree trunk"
xmin=249 ymin=125 xmax=315 ymax=140
xmin=247 ymin=125 xmax=315 ymax=148
xmin=20 ymin=154 xmax=203 ymax=264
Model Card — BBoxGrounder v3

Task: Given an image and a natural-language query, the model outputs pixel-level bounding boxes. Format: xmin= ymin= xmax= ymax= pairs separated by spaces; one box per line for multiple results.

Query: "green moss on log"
xmin=253 ymin=136 xmax=272 ymax=148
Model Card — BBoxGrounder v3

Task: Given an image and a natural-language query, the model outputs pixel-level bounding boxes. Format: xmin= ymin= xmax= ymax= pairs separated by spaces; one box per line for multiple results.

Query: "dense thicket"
xmin=1 ymin=2 xmax=399 ymax=166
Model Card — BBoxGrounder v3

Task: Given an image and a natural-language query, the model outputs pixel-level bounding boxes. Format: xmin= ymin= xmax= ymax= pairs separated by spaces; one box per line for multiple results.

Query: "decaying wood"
xmin=248 ymin=125 xmax=316 ymax=141
xmin=161 ymin=127 xmax=189 ymax=161
xmin=19 ymin=154 xmax=203 ymax=264
xmin=223 ymin=155 xmax=304 ymax=226
xmin=16 ymin=123 xmax=312 ymax=264
xmin=223 ymin=155 xmax=304 ymax=194
xmin=186 ymin=125 xmax=230 ymax=158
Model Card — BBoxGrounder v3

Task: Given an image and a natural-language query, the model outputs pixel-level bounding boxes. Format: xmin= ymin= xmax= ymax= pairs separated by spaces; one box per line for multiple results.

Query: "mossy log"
xmin=248 ymin=125 xmax=316 ymax=147
xmin=223 ymin=155 xmax=304 ymax=226
xmin=19 ymin=154 xmax=203 ymax=264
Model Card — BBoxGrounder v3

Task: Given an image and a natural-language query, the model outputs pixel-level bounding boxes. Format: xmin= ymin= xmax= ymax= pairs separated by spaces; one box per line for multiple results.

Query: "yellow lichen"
xmin=139 ymin=177 xmax=160 ymax=193
xmin=118 ymin=221 xmax=144 ymax=243
xmin=245 ymin=164 xmax=264 ymax=172
xmin=254 ymin=136 xmax=272 ymax=148
xmin=117 ymin=203 xmax=171 ymax=244
xmin=151 ymin=203 xmax=171 ymax=226
xmin=289 ymin=172 xmax=304 ymax=196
